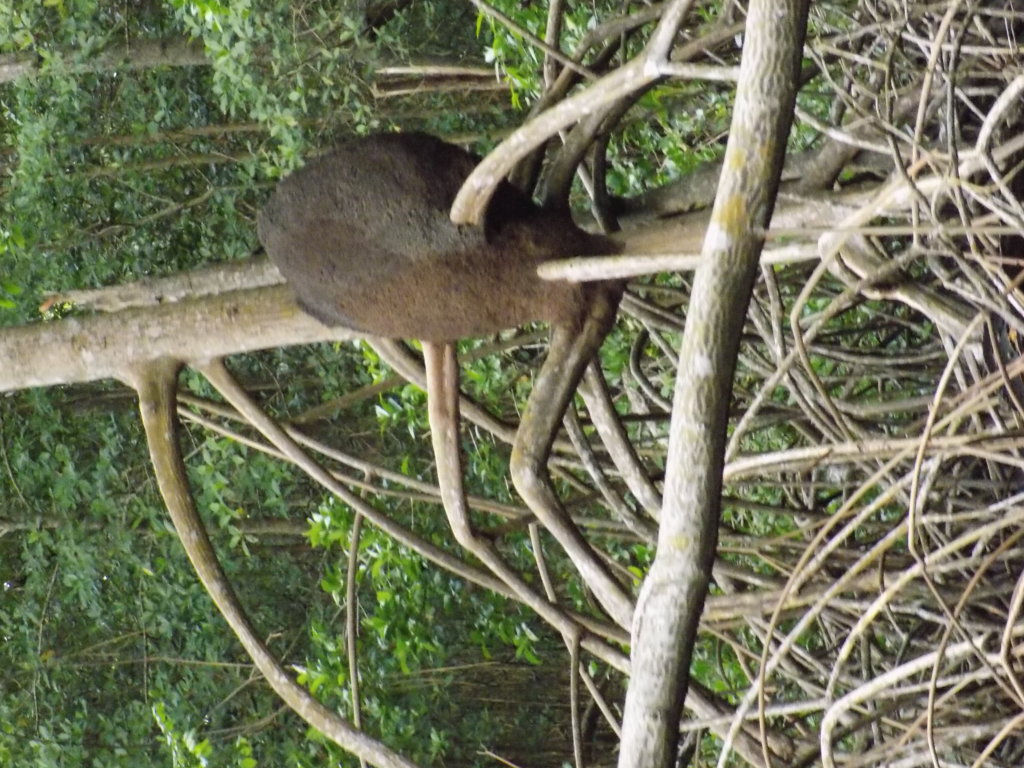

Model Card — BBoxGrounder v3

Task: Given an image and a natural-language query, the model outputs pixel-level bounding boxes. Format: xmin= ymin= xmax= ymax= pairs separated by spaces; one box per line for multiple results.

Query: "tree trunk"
xmin=0 ymin=37 xmax=206 ymax=84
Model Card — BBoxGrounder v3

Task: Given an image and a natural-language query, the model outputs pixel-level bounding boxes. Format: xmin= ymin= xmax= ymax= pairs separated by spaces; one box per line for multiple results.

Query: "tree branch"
xmin=618 ymin=2 xmax=810 ymax=767
xmin=0 ymin=285 xmax=348 ymax=393
xmin=131 ymin=359 xmax=420 ymax=768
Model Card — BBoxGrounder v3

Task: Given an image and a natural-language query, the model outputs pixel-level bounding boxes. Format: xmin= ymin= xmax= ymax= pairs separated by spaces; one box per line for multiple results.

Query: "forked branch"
xmin=422 ymin=341 xmax=635 ymax=644
xmin=196 ymin=356 xmax=630 ymax=669
xmin=450 ymin=0 xmax=699 ymax=225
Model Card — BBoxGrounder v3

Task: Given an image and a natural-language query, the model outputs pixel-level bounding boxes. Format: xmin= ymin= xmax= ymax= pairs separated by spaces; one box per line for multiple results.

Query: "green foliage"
xmin=152 ymin=702 xmax=213 ymax=768
xmin=0 ymin=385 xmax=334 ymax=767
xmin=152 ymin=704 xmax=262 ymax=768
xmin=165 ymin=0 xmax=368 ymax=171
xmin=304 ymin=493 xmax=564 ymax=765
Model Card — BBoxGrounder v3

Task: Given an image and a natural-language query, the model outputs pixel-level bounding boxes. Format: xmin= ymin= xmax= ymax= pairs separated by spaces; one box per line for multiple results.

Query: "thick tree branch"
xmin=0 ymin=285 xmax=348 ymax=393
xmin=618 ymin=2 xmax=810 ymax=768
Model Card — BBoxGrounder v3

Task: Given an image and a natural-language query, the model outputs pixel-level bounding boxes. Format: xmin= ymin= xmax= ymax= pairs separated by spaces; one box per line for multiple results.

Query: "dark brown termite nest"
xmin=258 ymin=132 xmax=621 ymax=343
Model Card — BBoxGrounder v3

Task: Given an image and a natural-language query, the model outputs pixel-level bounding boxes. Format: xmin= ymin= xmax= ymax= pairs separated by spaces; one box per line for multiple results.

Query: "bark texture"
xmin=617 ymin=3 xmax=810 ymax=768
xmin=0 ymin=285 xmax=347 ymax=393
